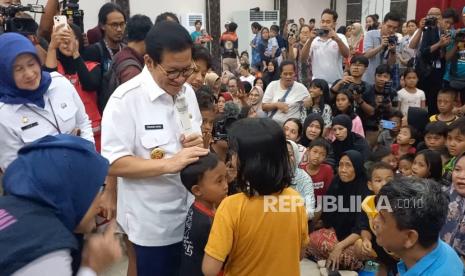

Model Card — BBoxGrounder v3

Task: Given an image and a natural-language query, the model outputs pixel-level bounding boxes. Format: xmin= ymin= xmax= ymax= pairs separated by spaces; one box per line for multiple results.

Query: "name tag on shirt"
xmin=21 ymin=122 xmax=39 ymax=131
xmin=145 ymin=124 xmax=163 ymax=130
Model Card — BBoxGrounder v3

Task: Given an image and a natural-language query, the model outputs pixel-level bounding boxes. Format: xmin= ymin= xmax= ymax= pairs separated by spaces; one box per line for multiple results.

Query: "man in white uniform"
xmin=101 ymin=21 xmax=208 ymax=276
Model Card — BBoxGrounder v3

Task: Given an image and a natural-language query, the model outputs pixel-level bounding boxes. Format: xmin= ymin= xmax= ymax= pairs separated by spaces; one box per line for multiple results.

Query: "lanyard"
xmin=24 ymin=98 xmax=62 ymax=134
xmin=103 ymin=39 xmax=122 ymax=60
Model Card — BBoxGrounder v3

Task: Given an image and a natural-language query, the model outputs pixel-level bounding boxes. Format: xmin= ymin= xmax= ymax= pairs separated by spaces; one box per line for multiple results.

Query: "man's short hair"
xmin=375 ymin=177 xmax=448 ymax=248
xmin=375 ymin=64 xmax=392 ymax=76
xmin=127 ymin=14 xmax=153 ymax=42
xmin=194 ymin=19 xmax=202 ymax=25
xmin=309 ymin=18 xmax=316 ymax=23
xmin=228 ymin=22 xmax=238 ymax=32
xmin=145 ymin=21 xmax=193 ymax=64
xmin=98 ymin=3 xmax=126 ymax=26
xmin=321 ymin=9 xmax=338 ymax=22
xmin=383 ymin=12 xmax=401 ymax=23
xmin=154 ymin=12 xmax=179 ymax=25
xmin=350 ymin=55 xmax=369 ymax=67
xmin=251 ymin=22 xmax=262 ymax=30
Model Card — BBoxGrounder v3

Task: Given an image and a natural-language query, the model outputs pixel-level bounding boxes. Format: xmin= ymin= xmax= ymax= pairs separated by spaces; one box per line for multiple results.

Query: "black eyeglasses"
xmin=158 ymin=63 xmax=197 ymax=80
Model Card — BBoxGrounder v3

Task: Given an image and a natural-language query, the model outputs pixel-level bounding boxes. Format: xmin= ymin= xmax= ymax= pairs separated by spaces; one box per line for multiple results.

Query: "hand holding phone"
xmin=381 ymin=120 xmax=397 ymax=130
xmin=53 ymin=15 xmax=68 ymax=28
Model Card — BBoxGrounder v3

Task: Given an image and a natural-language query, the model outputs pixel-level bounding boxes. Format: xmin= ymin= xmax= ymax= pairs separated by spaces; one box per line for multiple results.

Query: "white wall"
xmin=287 ymin=0 xmax=329 ymax=24
xmin=406 ymin=0 xmax=417 ymax=21
xmin=220 ymin=0 xmax=274 ymax=29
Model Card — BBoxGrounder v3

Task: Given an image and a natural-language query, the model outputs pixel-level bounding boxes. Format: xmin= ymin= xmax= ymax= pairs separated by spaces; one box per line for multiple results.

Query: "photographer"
xmin=300 ymin=9 xmax=349 ymax=85
xmin=287 ymin=24 xmax=312 ymax=87
xmin=331 ymin=55 xmax=378 ymax=146
xmin=409 ymin=7 xmax=451 ymax=115
xmin=363 ymin=12 xmax=401 ymax=85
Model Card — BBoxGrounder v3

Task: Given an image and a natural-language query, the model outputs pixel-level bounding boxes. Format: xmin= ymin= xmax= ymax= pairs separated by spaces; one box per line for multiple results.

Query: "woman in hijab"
xmin=205 ymin=72 xmax=221 ymax=99
xmin=0 ymin=134 xmax=122 ymax=275
xmin=287 ymin=140 xmax=316 ymax=219
xmin=307 ymin=150 xmax=371 ymax=271
xmin=300 ymin=113 xmax=325 ymax=148
xmin=247 ymin=85 xmax=266 ymax=118
xmin=330 ymin=114 xmax=370 ymax=166
xmin=262 ymin=59 xmax=280 ymax=86
xmin=0 ymin=33 xmax=93 ymax=172
xmin=44 ymin=24 xmax=102 ymax=151
xmin=348 ymin=23 xmax=364 ymax=56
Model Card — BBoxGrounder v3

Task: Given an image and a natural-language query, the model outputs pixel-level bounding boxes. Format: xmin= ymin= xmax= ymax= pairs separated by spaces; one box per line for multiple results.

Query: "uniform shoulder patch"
xmin=112 ymin=80 xmax=142 ymax=99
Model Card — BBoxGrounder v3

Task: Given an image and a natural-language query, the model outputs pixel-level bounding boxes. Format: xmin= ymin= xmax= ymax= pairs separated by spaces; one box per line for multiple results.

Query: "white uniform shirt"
xmin=0 ymin=72 xmax=93 ymax=171
xmin=101 ymin=67 xmax=202 ymax=247
xmin=262 ymin=80 xmax=309 ymax=126
xmin=310 ymin=33 xmax=349 ymax=85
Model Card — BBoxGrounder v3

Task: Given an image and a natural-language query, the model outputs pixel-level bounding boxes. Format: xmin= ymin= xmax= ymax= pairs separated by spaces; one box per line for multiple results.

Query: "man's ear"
xmin=144 ymin=55 xmax=154 ymax=70
xmin=403 ymin=229 xmax=419 ymax=249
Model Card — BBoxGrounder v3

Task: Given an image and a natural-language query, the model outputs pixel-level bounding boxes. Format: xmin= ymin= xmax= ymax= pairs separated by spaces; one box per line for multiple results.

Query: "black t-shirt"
xmin=333 ymin=80 xmax=378 ymax=131
xmin=83 ymin=40 xmax=119 ymax=74
xmin=220 ymin=33 xmax=238 ymax=59
xmin=179 ymin=201 xmax=214 ymax=276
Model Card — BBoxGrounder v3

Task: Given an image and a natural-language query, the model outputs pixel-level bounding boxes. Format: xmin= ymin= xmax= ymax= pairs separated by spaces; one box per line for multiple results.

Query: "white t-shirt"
xmin=262 ymin=80 xmax=309 ymax=126
xmin=397 ymin=88 xmax=426 ymax=116
xmin=240 ymin=75 xmax=256 ymax=86
xmin=310 ymin=33 xmax=349 ymax=84
xmin=101 ymin=67 xmax=202 ymax=247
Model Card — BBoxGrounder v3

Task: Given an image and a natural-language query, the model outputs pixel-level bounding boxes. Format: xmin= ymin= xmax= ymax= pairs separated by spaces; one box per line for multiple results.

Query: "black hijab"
xmin=57 ymin=24 xmax=85 ymax=74
xmin=321 ymin=150 xmax=371 ymax=241
xmin=300 ymin=113 xmax=325 ymax=147
xmin=331 ymin=114 xmax=370 ymax=164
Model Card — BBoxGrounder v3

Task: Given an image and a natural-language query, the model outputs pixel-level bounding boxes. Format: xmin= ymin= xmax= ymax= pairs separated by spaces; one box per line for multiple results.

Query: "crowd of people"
xmin=0 ymin=0 xmax=465 ymax=275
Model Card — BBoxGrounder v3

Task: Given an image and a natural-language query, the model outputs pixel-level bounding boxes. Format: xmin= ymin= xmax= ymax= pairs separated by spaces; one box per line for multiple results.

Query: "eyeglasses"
xmin=107 ymin=22 xmax=126 ymax=30
xmin=158 ymin=63 xmax=197 ymax=80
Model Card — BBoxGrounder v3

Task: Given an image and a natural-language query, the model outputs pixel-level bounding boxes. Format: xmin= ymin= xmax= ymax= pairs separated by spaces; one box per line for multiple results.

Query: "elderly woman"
xmin=0 ymin=33 xmax=93 ymax=172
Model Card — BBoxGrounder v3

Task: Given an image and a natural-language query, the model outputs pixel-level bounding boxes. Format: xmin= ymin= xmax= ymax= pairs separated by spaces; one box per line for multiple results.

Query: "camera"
xmin=348 ymin=83 xmax=363 ymax=95
xmin=388 ymin=35 xmax=398 ymax=45
xmin=314 ymin=28 xmax=329 ymax=37
xmin=212 ymin=116 xmax=237 ymax=141
xmin=62 ymin=0 xmax=84 ymax=31
xmin=0 ymin=4 xmax=44 ymax=35
xmin=424 ymin=16 xmax=438 ymax=28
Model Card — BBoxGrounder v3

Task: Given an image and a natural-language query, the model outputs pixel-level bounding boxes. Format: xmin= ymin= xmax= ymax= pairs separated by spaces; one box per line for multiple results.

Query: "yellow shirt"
xmin=429 ymin=114 xmax=458 ymax=125
xmin=205 ymin=188 xmax=309 ymax=276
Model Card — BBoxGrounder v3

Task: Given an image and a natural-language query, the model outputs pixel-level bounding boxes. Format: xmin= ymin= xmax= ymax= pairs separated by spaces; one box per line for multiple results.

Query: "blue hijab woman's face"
xmin=13 ymin=53 xmax=41 ymax=91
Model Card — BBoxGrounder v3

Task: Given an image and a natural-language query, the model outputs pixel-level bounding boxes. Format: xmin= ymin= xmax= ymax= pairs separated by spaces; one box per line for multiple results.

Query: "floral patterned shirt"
xmin=440 ymin=185 xmax=465 ymax=258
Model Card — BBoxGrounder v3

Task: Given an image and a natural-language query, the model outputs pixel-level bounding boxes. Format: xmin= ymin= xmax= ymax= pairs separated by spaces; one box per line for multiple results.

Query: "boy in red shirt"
xmin=302 ymin=138 xmax=334 ymax=198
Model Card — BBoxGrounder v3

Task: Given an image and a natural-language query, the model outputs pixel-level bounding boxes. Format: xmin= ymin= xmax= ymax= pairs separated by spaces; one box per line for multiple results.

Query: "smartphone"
xmin=381 ymin=120 xmax=397 ymax=130
xmin=53 ymin=15 xmax=68 ymax=28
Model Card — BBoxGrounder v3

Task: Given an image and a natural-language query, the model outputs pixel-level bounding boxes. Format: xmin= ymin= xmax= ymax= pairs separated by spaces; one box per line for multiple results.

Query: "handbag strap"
xmin=269 ymin=83 xmax=293 ymax=119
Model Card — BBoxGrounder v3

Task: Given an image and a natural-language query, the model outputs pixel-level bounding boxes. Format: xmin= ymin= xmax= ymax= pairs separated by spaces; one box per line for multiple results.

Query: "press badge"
xmin=145 ymin=124 xmax=163 ymax=130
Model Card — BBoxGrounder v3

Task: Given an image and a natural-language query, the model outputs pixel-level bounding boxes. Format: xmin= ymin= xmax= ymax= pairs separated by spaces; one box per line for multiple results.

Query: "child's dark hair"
xmin=368 ymin=146 xmax=392 ymax=162
xmin=386 ymin=110 xmax=403 ymax=121
xmin=402 ymin=67 xmax=417 ymax=79
xmin=242 ymin=81 xmax=252 ymax=93
xmin=438 ymin=88 xmax=458 ymax=101
xmin=402 ymin=125 xmax=419 ymax=145
xmin=425 ymin=121 xmax=448 ymax=137
xmin=270 ymin=24 xmax=280 ymax=33
xmin=308 ymin=138 xmax=330 ymax=156
xmin=309 ymin=79 xmax=330 ymax=114
xmin=240 ymin=51 xmax=249 ymax=58
xmin=350 ymin=55 xmax=369 ymax=67
xmin=333 ymin=90 xmax=356 ymax=119
xmin=180 ymin=153 xmax=220 ymax=194
xmin=283 ymin=118 xmax=303 ymax=137
xmin=415 ymin=149 xmax=443 ymax=181
xmin=368 ymin=161 xmax=394 ymax=180
xmin=196 ymin=85 xmax=215 ymax=111
xmin=228 ymin=118 xmax=292 ymax=196
xmin=448 ymin=117 xmax=465 ymax=135
xmin=399 ymin=153 xmax=415 ymax=163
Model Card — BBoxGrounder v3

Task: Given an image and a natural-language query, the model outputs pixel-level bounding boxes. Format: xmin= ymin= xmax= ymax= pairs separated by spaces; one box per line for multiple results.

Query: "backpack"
xmin=98 ymin=58 xmax=142 ymax=112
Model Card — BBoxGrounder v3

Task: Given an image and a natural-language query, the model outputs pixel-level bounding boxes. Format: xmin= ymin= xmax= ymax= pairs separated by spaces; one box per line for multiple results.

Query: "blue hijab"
xmin=0 ymin=33 xmax=52 ymax=108
xmin=3 ymin=134 xmax=108 ymax=231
